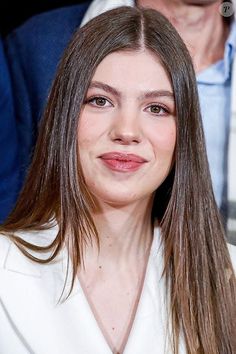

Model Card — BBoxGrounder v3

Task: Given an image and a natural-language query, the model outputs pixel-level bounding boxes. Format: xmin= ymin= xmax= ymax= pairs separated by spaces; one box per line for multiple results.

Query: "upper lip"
xmin=99 ymin=152 xmax=147 ymax=163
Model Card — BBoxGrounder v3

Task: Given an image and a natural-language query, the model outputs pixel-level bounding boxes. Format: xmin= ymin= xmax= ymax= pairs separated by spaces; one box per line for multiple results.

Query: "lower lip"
xmin=100 ymin=158 xmax=145 ymax=172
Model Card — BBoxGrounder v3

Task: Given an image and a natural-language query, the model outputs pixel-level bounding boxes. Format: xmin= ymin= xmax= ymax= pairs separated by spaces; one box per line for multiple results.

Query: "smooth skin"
xmin=78 ymin=50 xmax=176 ymax=208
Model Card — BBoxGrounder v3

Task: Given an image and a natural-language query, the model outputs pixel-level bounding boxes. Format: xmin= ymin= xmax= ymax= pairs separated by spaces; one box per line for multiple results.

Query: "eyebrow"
xmin=88 ymin=81 xmax=174 ymax=101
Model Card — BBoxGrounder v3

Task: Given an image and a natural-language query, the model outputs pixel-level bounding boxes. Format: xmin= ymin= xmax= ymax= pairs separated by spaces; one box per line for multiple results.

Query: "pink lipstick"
xmin=99 ymin=152 xmax=147 ymax=172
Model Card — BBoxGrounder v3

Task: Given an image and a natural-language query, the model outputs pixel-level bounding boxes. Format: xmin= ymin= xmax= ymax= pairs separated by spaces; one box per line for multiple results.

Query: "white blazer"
xmin=0 ymin=227 xmax=235 ymax=354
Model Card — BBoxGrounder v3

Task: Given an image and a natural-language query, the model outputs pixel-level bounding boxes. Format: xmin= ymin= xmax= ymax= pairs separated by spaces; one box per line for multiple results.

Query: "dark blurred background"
xmin=0 ymin=1 xmax=86 ymax=36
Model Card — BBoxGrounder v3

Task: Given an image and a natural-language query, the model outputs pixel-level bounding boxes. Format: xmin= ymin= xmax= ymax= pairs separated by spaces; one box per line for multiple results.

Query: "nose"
xmin=109 ymin=108 xmax=142 ymax=145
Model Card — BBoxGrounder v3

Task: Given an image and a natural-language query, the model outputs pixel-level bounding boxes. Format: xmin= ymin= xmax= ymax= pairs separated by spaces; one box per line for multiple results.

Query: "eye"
xmin=85 ymin=96 xmax=112 ymax=107
xmin=146 ymin=104 xmax=169 ymax=116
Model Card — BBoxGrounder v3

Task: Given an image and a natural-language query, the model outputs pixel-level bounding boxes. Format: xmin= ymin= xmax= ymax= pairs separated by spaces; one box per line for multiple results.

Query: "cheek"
xmin=78 ymin=108 xmax=110 ymax=148
xmin=146 ymin=122 xmax=176 ymax=157
xmin=78 ymin=113 xmax=103 ymax=148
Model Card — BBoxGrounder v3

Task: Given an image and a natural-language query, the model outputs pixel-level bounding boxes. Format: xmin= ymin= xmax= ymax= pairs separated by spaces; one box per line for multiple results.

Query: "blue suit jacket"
xmin=3 ymin=2 xmax=90 ymax=217
xmin=0 ymin=38 xmax=20 ymax=223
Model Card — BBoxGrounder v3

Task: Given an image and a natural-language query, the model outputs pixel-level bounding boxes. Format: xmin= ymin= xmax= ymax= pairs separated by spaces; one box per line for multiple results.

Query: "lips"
xmin=99 ymin=152 xmax=147 ymax=172
xmin=100 ymin=152 xmax=147 ymax=162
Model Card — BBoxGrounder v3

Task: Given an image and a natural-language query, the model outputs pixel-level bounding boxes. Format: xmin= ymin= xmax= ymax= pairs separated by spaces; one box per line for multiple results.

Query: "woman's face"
xmin=78 ymin=50 xmax=176 ymax=207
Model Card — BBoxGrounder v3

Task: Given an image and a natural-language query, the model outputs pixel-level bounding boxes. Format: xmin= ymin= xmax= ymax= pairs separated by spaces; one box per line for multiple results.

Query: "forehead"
xmin=90 ymin=50 xmax=173 ymax=94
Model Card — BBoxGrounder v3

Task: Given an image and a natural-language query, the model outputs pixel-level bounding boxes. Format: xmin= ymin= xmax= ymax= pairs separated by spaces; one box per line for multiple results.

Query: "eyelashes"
xmin=84 ymin=96 xmax=112 ymax=107
xmin=84 ymin=95 xmax=172 ymax=116
xmin=145 ymin=104 xmax=170 ymax=116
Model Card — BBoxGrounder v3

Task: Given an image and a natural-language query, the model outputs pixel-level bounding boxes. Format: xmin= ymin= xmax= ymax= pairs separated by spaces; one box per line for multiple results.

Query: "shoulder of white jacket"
xmin=0 ymin=225 xmax=59 ymax=276
xmin=0 ymin=234 xmax=12 ymax=268
xmin=227 ymin=242 xmax=236 ymax=273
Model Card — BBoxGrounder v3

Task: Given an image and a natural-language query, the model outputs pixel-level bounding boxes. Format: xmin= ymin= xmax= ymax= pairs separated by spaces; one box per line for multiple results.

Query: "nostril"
xmin=113 ymin=138 xmax=140 ymax=145
xmin=110 ymin=129 xmax=142 ymax=145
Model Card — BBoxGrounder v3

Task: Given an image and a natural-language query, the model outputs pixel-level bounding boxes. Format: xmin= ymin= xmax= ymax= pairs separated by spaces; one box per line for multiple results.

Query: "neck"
xmin=138 ymin=0 xmax=229 ymax=73
xmin=84 ymin=198 xmax=153 ymax=268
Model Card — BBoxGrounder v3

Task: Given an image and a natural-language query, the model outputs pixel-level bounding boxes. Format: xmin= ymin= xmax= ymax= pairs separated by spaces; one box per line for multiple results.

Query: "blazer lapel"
xmin=0 ymin=229 xmax=112 ymax=354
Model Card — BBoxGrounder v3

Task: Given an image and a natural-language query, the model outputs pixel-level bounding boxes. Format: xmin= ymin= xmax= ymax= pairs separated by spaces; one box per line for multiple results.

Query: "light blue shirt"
xmin=197 ymin=21 xmax=236 ymax=211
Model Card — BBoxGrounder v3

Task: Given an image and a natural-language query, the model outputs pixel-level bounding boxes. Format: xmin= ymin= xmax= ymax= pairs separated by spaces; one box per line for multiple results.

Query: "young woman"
xmin=0 ymin=6 xmax=235 ymax=354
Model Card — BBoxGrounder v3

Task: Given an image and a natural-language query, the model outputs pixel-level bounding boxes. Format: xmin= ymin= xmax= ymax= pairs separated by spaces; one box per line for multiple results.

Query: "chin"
xmin=97 ymin=193 xmax=140 ymax=207
xmin=91 ymin=188 xmax=149 ymax=208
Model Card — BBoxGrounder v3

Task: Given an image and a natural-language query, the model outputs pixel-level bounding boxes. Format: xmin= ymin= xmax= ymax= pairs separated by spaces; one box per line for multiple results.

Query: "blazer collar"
xmin=3 ymin=225 xmax=164 ymax=305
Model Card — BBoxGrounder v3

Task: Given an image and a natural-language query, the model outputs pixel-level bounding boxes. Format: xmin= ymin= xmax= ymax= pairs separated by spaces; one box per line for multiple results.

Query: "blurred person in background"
xmin=0 ymin=37 xmax=19 ymax=223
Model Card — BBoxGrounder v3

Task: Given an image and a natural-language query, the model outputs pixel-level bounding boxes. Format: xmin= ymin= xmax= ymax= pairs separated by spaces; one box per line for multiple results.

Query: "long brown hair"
xmin=1 ymin=6 xmax=235 ymax=354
